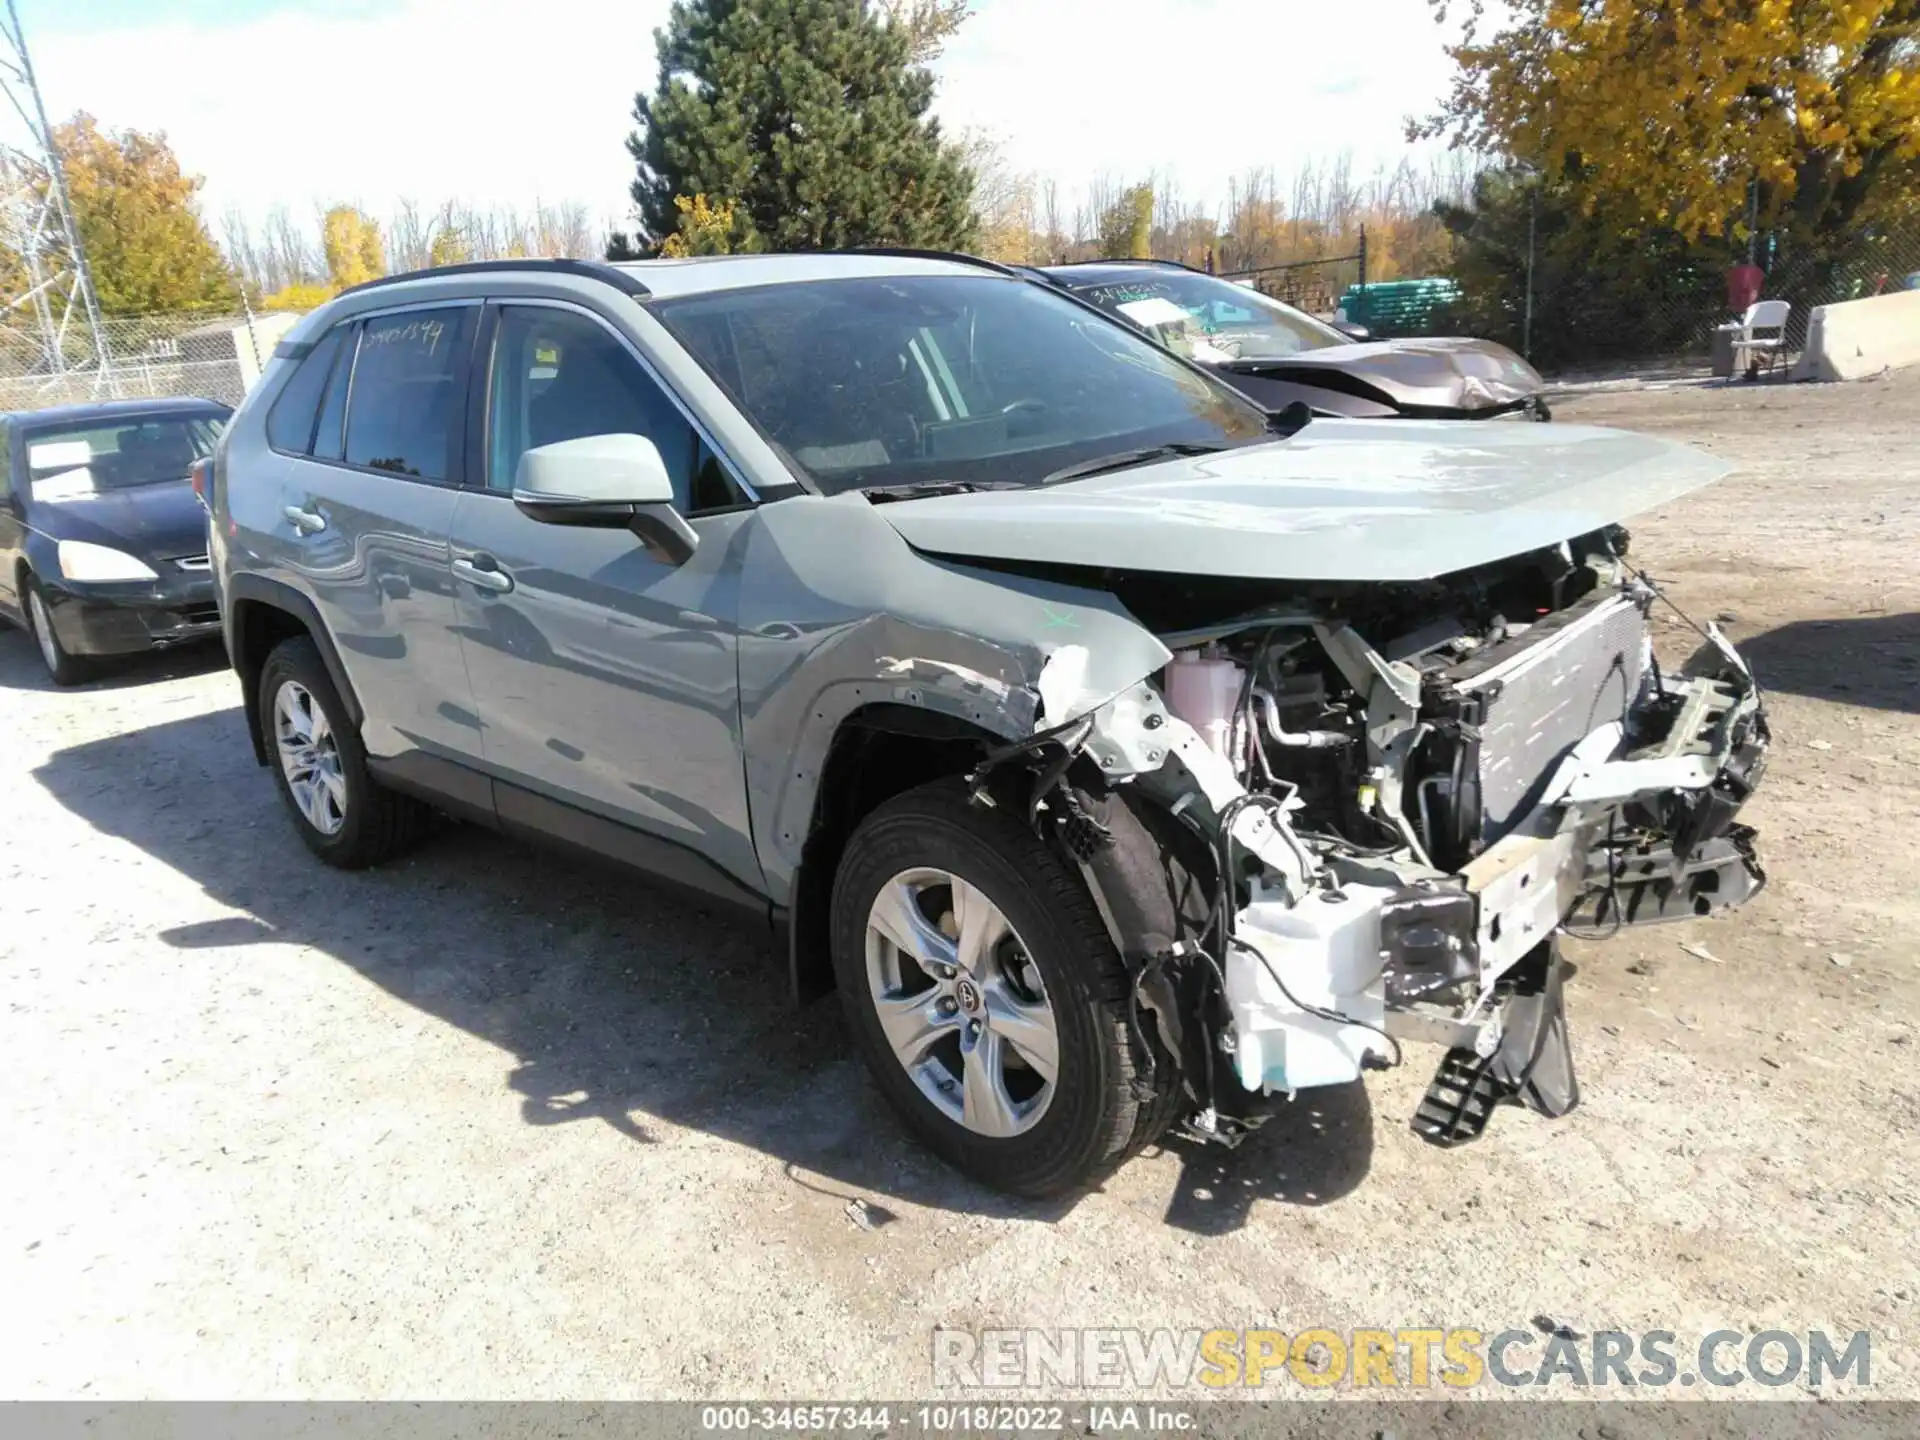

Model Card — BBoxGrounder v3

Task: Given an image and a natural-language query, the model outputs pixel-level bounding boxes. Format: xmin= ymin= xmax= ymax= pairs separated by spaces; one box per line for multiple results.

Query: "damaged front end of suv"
xmin=1021 ymin=540 xmax=1765 ymax=1149
xmin=790 ymin=420 xmax=1770 ymax=1158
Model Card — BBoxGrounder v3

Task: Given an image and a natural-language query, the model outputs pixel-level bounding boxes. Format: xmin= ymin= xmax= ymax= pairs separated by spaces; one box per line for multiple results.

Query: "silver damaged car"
xmin=209 ymin=252 xmax=1769 ymax=1197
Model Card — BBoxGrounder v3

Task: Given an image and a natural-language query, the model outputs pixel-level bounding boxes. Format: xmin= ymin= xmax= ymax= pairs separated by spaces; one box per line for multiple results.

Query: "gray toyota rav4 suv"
xmin=209 ymin=252 xmax=1769 ymax=1197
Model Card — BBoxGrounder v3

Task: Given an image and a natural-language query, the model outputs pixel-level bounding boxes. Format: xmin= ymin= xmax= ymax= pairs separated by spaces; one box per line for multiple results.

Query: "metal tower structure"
xmin=0 ymin=0 xmax=113 ymax=392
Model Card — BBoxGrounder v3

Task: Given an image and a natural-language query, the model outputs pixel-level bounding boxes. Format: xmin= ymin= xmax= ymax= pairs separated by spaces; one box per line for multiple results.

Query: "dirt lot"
xmin=3 ymin=371 xmax=1916 ymax=1402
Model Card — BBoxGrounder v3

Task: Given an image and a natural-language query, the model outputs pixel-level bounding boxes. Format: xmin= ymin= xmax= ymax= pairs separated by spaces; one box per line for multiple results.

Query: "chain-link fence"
xmin=1436 ymin=220 xmax=1920 ymax=375
xmin=1210 ymin=217 xmax=1919 ymax=375
xmin=1219 ymin=252 xmax=1366 ymax=322
xmin=0 ymin=307 xmax=309 ymax=412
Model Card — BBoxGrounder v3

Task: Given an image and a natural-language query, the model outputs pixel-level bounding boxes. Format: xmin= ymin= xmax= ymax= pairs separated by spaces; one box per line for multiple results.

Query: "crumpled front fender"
xmin=736 ymin=494 xmax=1171 ymax=909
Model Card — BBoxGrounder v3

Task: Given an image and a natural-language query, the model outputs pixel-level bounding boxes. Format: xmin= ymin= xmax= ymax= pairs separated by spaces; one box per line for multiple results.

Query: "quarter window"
xmin=312 ymin=323 xmax=357 ymax=461
xmin=343 ymin=307 xmax=474 ymax=482
xmin=265 ymin=326 xmax=345 ymax=454
xmin=486 ymin=306 xmax=742 ymax=512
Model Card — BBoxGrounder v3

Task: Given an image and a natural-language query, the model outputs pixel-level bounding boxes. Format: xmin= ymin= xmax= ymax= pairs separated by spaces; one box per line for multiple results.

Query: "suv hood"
xmin=874 ymin=419 xmax=1731 ymax=583
xmin=1224 ymin=336 xmax=1545 ymax=415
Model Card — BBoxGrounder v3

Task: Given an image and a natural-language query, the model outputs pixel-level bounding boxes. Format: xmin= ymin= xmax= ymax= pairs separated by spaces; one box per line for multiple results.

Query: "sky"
xmin=20 ymin=0 xmax=1465 ymax=237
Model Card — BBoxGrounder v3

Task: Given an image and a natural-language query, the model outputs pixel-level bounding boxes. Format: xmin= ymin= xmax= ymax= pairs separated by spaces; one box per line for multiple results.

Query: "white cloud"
xmin=933 ymin=0 xmax=1462 ymax=215
xmin=31 ymin=0 xmax=669 ymax=228
xmin=25 ymin=0 xmax=1459 ymax=233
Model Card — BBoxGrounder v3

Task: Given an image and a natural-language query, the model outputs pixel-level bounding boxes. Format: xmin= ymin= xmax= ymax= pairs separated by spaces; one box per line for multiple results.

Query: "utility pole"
xmin=0 ymin=0 xmax=114 ymax=392
xmin=1524 ymin=181 xmax=1537 ymax=362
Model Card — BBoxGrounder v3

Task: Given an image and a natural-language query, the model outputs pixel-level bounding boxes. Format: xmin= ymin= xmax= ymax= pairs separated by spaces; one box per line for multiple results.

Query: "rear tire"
xmin=24 ymin=577 xmax=89 ymax=687
xmin=259 ymin=635 xmax=429 ymax=868
xmin=829 ymin=779 xmax=1174 ymax=1198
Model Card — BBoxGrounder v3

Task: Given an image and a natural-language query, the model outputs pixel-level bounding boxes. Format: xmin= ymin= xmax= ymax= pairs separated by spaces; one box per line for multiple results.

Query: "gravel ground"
xmin=3 ymin=371 xmax=1916 ymax=1402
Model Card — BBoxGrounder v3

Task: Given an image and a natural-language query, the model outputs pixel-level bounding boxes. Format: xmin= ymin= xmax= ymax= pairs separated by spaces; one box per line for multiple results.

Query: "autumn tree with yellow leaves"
xmin=658 ymin=194 xmax=760 ymax=256
xmin=33 ymin=113 xmax=238 ymax=315
xmin=1418 ymin=0 xmax=1920 ymax=246
xmin=322 ymin=206 xmax=387 ymax=288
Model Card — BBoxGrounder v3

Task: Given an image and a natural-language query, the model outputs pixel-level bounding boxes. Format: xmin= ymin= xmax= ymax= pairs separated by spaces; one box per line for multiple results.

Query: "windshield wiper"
xmin=858 ymin=479 xmax=1022 ymax=504
xmin=1039 ymin=442 xmax=1227 ymax=487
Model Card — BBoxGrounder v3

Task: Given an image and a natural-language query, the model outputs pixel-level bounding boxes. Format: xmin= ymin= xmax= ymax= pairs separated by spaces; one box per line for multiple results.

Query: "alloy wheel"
xmin=273 ymin=679 xmax=347 ymax=836
xmin=28 ymin=589 xmax=60 ymax=676
xmin=864 ymin=866 xmax=1060 ymax=1138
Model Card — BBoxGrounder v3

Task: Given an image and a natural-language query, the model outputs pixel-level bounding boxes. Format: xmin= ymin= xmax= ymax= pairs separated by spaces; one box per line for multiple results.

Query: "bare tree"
xmin=388 ymin=198 xmax=431 ymax=273
xmin=263 ymin=205 xmax=319 ymax=290
xmin=550 ymin=200 xmax=595 ymax=259
xmin=220 ymin=209 xmax=271 ymax=297
xmin=1039 ymin=178 xmax=1063 ymax=263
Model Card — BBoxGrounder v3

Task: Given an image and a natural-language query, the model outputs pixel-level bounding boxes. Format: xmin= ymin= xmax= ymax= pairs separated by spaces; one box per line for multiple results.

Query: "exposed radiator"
xmin=1447 ymin=593 xmax=1651 ymax=839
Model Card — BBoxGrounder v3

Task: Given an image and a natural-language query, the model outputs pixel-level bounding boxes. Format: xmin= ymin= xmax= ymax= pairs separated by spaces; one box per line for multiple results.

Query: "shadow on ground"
xmin=1155 ymin=1082 xmax=1373 ymax=1233
xmin=21 ymin=639 xmax=1371 ymax=1231
xmin=1739 ymin=612 xmax=1920 ymax=714
xmin=0 ymin=626 xmax=228 ymax=693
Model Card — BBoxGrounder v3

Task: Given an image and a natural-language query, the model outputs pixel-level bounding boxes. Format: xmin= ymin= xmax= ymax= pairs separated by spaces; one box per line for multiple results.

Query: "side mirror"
xmin=512 ymin=432 xmax=698 ymax=566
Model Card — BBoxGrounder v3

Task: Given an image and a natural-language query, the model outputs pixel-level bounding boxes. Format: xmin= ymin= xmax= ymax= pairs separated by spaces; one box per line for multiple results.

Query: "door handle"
xmin=452 ymin=554 xmax=515 ymax=594
xmin=282 ymin=504 xmax=327 ymax=534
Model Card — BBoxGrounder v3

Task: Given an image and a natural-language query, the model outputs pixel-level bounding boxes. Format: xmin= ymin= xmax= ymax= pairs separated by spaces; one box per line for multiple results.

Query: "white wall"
xmin=1792 ymin=289 xmax=1920 ymax=382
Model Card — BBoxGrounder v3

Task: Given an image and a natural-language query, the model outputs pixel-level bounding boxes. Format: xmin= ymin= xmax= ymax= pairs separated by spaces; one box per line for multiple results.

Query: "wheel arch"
xmin=224 ymin=575 xmax=362 ymax=767
xmin=785 ymin=702 xmax=1008 ymax=1004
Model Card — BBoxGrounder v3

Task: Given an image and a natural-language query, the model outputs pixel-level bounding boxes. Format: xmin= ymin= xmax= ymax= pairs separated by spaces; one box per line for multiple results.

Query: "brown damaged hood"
xmin=1221 ymin=336 xmax=1546 ymax=417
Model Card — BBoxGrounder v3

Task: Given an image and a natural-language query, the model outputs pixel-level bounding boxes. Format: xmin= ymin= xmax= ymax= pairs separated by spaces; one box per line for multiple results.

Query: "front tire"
xmin=24 ymin=577 xmax=89 ymax=686
xmin=829 ymin=780 xmax=1173 ymax=1198
xmin=259 ymin=635 xmax=428 ymax=868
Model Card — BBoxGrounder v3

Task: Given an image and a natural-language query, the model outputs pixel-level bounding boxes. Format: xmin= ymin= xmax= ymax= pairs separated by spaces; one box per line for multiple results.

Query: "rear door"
xmin=446 ymin=299 xmax=764 ymax=901
xmin=245 ymin=303 xmax=487 ymax=786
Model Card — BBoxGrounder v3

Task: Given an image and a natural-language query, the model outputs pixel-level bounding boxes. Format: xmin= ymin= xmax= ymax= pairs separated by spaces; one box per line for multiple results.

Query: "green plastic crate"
xmin=1337 ymin=277 xmax=1462 ymax=338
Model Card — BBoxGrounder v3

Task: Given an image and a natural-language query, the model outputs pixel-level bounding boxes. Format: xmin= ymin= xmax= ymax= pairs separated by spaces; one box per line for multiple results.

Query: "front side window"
xmin=652 ymin=275 xmax=1269 ymax=495
xmin=343 ymin=307 xmax=474 ymax=481
xmin=1072 ymin=273 xmax=1348 ymax=362
xmin=486 ymin=305 xmax=741 ymax=512
xmin=24 ymin=415 xmax=225 ymax=504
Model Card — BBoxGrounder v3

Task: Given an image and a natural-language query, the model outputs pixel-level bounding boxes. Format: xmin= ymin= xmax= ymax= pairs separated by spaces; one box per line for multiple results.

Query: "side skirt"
xmin=368 ymin=750 xmax=776 ymax=934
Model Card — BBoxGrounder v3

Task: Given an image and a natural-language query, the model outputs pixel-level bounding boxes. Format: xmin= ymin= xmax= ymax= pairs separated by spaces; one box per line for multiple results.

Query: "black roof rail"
xmin=332 ymin=257 xmax=651 ymax=300
xmin=840 ymin=246 xmax=1026 ymax=279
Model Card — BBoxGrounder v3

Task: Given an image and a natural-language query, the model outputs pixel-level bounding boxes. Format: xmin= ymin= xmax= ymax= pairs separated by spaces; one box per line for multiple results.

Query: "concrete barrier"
xmin=1791 ymin=288 xmax=1920 ymax=381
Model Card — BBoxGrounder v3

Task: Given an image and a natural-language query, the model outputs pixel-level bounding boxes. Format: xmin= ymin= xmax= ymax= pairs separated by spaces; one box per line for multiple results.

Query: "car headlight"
xmin=56 ymin=540 xmax=159 ymax=582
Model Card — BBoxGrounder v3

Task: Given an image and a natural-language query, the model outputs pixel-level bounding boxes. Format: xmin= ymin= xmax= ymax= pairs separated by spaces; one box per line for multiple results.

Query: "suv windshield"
xmin=25 ymin=415 xmax=225 ymax=503
xmin=1066 ymin=271 xmax=1350 ymax=363
xmin=651 ymin=274 xmax=1270 ymax=494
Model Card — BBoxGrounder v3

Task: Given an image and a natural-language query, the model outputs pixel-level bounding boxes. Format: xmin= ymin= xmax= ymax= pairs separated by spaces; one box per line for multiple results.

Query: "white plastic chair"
xmin=1736 ymin=299 xmax=1791 ymax=379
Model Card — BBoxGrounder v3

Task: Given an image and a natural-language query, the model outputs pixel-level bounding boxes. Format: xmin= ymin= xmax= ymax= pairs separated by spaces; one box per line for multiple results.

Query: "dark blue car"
xmin=0 ymin=396 xmax=231 ymax=684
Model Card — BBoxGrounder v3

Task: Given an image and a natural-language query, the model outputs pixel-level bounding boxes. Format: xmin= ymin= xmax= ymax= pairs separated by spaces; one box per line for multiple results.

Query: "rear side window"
xmin=265 ymin=327 xmax=345 ymax=454
xmin=344 ymin=307 xmax=474 ymax=481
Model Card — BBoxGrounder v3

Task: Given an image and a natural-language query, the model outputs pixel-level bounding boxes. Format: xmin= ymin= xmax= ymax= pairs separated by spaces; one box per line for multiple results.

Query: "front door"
xmin=449 ymin=301 xmax=764 ymax=901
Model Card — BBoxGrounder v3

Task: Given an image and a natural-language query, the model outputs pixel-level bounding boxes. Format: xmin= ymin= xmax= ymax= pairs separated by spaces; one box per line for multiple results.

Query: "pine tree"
xmin=622 ymin=0 xmax=977 ymax=254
